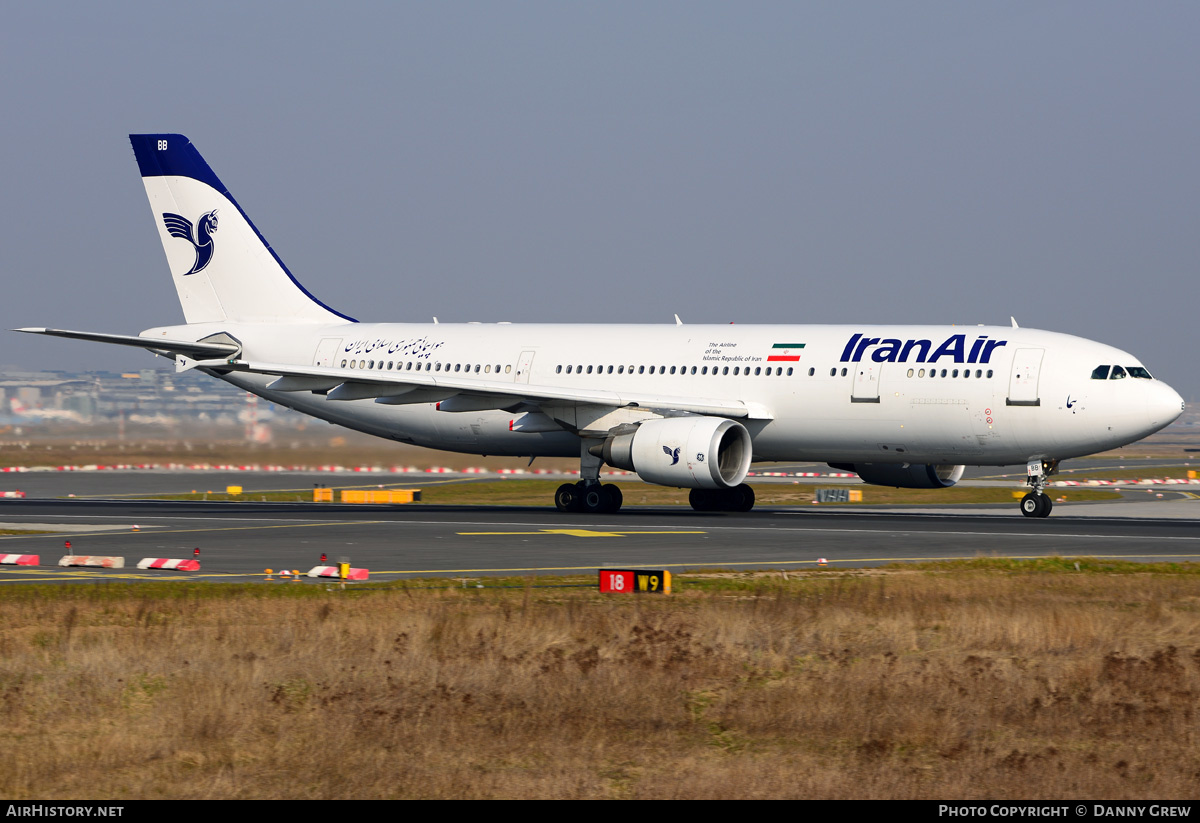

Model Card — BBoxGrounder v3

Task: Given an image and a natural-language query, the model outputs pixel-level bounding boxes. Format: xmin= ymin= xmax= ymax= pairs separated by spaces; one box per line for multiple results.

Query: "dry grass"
xmin=2 ymin=565 xmax=1200 ymax=799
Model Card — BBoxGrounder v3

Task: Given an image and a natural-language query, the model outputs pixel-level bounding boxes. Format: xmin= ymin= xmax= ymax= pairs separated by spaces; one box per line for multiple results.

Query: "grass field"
xmin=2 ymin=561 xmax=1199 ymax=799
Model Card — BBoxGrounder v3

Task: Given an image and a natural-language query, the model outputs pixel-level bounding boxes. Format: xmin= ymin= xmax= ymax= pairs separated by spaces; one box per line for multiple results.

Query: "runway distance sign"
xmin=599 ymin=569 xmax=671 ymax=595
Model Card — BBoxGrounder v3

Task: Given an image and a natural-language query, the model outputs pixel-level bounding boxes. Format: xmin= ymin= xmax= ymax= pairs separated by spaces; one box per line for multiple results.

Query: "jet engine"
xmin=597 ymin=417 xmax=752 ymax=489
xmin=830 ymin=462 xmax=966 ymax=489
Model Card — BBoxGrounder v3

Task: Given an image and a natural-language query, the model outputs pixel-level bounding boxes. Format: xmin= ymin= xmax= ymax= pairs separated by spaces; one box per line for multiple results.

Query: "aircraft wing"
xmin=219 ymin=359 xmax=766 ymax=421
xmin=14 ymin=328 xmax=240 ymax=360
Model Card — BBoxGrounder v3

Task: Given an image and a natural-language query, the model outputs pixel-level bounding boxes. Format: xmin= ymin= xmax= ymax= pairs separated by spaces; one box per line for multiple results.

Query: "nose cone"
xmin=1145 ymin=381 xmax=1185 ymax=434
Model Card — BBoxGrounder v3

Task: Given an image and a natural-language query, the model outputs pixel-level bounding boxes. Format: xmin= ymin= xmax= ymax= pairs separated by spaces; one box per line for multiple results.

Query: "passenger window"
xmin=808 ymin=368 xmax=815 ymax=376
xmin=723 ymin=367 xmax=729 ymax=375
xmin=829 ymin=368 xmax=836 ymax=377
xmin=1110 ymin=366 xmax=1127 ymax=380
xmin=670 ymin=366 xmax=676 ymax=375
xmin=505 ymin=365 xmax=511 ymax=373
xmin=1091 ymin=365 xmax=1111 ymax=380
xmin=907 ymin=369 xmax=914 ymax=378
xmin=340 ymin=359 xmax=347 ymax=368
xmin=841 ymin=368 xmax=847 ymax=377
xmin=787 ymin=367 xmax=793 ymax=376
xmin=917 ymin=369 xmax=925 ymax=377
xmin=986 ymin=369 xmax=992 ymax=378
xmin=754 ymin=367 xmax=761 ymax=376
xmin=587 ymin=365 xmax=593 ymax=374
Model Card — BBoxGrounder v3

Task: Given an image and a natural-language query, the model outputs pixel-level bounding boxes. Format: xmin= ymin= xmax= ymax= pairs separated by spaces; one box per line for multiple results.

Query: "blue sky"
xmin=3 ymin=2 xmax=1198 ymax=397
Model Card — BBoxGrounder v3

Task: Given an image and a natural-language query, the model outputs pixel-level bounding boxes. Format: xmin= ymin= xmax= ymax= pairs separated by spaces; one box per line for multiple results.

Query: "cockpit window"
xmin=1091 ymin=365 xmax=1110 ymax=380
xmin=1127 ymin=366 xmax=1153 ymax=379
xmin=1110 ymin=365 xmax=1127 ymax=380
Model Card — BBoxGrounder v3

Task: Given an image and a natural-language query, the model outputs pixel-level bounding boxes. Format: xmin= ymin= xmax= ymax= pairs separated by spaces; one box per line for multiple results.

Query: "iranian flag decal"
xmin=767 ymin=342 xmax=805 ymax=362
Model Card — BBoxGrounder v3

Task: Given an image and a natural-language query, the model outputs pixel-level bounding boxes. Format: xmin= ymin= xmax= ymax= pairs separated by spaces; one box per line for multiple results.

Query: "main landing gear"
xmin=554 ymin=481 xmax=624 ymax=513
xmin=688 ymin=485 xmax=756 ymax=513
xmin=555 ymin=441 xmax=625 ymax=513
xmin=1019 ymin=458 xmax=1059 ymax=518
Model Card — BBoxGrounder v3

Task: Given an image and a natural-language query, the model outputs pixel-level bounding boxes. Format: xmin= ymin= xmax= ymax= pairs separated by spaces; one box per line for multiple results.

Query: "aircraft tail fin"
xmin=129 ymin=134 xmax=354 ymax=326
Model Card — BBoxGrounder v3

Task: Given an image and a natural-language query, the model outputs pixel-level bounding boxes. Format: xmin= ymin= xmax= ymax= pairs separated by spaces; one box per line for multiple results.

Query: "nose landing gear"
xmin=1020 ymin=458 xmax=1058 ymax=518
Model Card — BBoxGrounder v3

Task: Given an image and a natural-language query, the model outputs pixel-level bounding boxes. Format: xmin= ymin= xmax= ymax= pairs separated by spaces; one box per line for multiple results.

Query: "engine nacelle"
xmin=600 ymin=417 xmax=752 ymax=489
xmin=831 ymin=462 xmax=966 ymax=489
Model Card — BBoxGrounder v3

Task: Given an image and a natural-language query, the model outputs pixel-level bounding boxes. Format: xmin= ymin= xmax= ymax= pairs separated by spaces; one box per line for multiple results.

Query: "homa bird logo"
xmin=162 ymin=210 xmax=219 ymax=275
xmin=663 ymin=446 xmax=681 ymax=465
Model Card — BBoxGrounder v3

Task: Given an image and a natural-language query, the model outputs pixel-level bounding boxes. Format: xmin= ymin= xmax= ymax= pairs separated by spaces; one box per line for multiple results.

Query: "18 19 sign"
xmin=599 ymin=569 xmax=671 ymax=595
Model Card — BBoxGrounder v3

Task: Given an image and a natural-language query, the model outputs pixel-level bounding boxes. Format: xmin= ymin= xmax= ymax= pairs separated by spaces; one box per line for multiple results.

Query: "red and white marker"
xmin=0 ymin=554 xmax=38 ymax=566
xmin=137 ymin=558 xmax=200 ymax=571
xmin=59 ymin=555 xmax=125 ymax=568
xmin=306 ymin=565 xmax=369 ymax=581
xmin=817 ymin=558 xmax=828 ymax=566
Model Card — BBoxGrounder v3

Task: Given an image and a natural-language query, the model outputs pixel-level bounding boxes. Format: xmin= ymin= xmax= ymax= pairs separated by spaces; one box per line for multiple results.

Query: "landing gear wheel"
xmin=601 ymin=484 xmax=623 ymax=513
xmin=732 ymin=483 xmax=755 ymax=512
xmin=690 ymin=485 xmax=756 ymax=512
xmin=1020 ymin=493 xmax=1052 ymax=518
xmin=555 ymin=483 xmax=582 ymax=513
xmin=581 ymin=484 xmax=609 ymax=514
xmin=689 ymin=488 xmax=716 ymax=512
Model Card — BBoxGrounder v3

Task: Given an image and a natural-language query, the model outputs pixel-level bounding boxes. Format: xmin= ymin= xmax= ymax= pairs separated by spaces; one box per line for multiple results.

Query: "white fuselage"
xmin=149 ymin=320 xmax=1184 ymax=467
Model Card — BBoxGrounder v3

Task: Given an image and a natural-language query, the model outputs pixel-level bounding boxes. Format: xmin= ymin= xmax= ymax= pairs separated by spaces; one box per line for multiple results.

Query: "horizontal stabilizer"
xmin=14 ymin=328 xmax=239 ymax=360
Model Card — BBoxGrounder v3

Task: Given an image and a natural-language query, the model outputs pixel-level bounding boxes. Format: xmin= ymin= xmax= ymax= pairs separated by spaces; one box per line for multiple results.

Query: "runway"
xmin=2 ymin=491 xmax=1199 ymax=583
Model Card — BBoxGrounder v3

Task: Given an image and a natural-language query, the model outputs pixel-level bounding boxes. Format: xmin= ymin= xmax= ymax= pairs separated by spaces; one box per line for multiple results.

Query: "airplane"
xmin=17 ymin=134 xmax=1186 ymax=517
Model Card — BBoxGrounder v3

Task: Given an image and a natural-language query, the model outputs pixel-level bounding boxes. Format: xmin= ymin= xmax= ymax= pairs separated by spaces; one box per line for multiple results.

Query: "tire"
xmin=1020 ymin=493 xmax=1041 ymax=518
xmin=1037 ymin=495 xmax=1053 ymax=518
xmin=582 ymin=484 xmax=606 ymax=514
xmin=602 ymin=484 xmax=623 ymax=513
xmin=690 ymin=488 xmax=715 ymax=512
xmin=733 ymin=484 xmax=756 ymax=512
xmin=555 ymin=483 xmax=580 ymax=512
